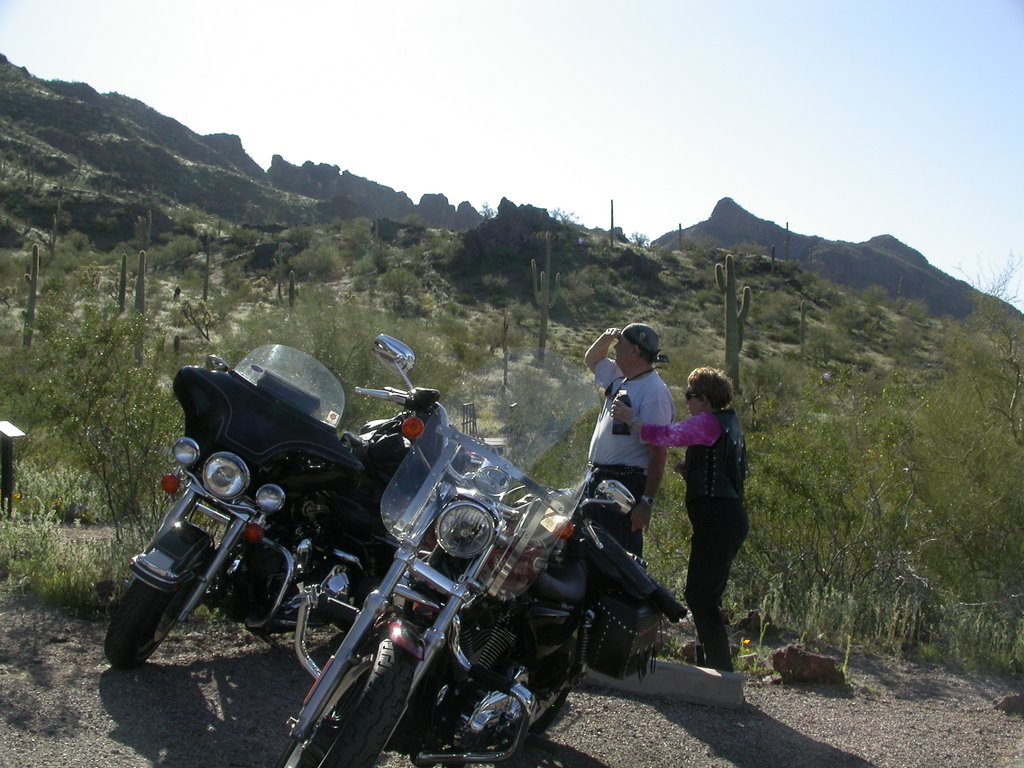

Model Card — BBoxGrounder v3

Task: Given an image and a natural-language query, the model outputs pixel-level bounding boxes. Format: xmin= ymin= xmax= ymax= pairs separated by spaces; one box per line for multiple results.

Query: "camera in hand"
xmin=612 ymin=390 xmax=632 ymax=435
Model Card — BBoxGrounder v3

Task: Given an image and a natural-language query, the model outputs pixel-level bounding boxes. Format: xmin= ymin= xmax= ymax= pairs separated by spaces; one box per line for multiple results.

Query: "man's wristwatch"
xmin=640 ymin=495 xmax=655 ymax=507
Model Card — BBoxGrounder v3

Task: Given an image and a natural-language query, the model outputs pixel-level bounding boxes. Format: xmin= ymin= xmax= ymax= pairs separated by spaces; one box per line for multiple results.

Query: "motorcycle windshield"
xmin=381 ymin=411 xmax=577 ymax=599
xmin=235 ymin=345 xmax=346 ymax=429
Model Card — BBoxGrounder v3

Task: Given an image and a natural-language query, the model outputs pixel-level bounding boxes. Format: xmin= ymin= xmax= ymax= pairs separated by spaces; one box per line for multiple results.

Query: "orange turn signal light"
xmin=243 ymin=522 xmax=265 ymax=544
xmin=401 ymin=416 xmax=425 ymax=441
xmin=558 ymin=522 xmax=576 ymax=541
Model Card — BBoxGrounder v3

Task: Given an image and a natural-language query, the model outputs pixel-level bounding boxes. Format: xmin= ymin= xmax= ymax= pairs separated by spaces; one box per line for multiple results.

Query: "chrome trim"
xmin=449 ymin=615 xmax=472 ymax=672
xmin=154 ymin=486 xmax=200 ymax=539
xmin=290 ymin=548 xmax=416 ymax=739
xmin=294 ymin=586 xmax=321 ymax=678
xmin=414 ymin=683 xmax=536 ymax=765
xmin=129 ymin=548 xmax=188 ymax=590
xmin=394 ymin=583 xmax=443 ymax=612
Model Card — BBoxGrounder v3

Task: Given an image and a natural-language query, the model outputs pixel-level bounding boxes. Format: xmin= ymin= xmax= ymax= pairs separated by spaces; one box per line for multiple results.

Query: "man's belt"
xmin=591 ymin=463 xmax=647 ymax=478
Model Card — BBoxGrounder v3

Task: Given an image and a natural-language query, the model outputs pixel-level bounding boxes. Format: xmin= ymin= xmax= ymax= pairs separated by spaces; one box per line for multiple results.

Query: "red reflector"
xmin=401 ymin=416 xmax=425 ymax=440
xmin=160 ymin=474 xmax=181 ymax=494
xmin=243 ymin=522 xmax=264 ymax=544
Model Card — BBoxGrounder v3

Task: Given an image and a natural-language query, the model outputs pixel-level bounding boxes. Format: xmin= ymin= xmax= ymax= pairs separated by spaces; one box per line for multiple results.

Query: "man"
xmin=584 ymin=322 xmax=675 ymax=557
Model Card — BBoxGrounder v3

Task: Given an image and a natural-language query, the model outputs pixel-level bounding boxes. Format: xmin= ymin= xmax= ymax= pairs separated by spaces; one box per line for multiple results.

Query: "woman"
xmin=612 ymin=366 xmax=748 ymax=672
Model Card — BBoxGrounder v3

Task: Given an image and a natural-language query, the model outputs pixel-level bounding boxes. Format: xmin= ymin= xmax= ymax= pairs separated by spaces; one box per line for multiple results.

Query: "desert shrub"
xmin=0 ymin=509 xmax=141 ymax=615
xmin=290 ymin=241 xmax=341 ymax=281
xmin=25 ymin=285 xmax=179 ymax=537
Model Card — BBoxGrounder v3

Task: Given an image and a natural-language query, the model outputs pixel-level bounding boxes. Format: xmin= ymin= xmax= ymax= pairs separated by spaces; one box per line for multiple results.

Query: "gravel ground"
xmin=1 ymin=586 xmax=1023 ymax=768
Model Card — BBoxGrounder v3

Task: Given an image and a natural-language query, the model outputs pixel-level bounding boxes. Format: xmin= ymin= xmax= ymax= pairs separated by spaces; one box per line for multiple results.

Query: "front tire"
xmin=276 ymin=637 xmax=416 ymax=768
xmin=104 ymin=579 xmax=191 ymax=669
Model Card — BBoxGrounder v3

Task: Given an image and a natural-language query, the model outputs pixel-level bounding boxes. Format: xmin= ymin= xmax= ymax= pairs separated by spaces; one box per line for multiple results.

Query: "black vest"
xmin=684 ymin=409 xmax=747 ymax=502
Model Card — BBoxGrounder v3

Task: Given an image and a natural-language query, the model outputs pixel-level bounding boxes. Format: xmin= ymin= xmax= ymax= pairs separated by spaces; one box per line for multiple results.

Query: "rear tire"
xmin=276 ymin=637 xmax=416 ymax=768
xmin=103 ymin=579 xmax=190 ymax=669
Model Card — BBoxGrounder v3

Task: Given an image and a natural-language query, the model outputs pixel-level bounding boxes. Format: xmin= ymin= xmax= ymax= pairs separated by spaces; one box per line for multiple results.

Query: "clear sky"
xmin=0 ymin=0 xmax=1021 ymax=296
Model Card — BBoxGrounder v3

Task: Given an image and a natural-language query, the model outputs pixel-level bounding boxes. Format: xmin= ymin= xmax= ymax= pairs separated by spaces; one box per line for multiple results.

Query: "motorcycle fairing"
xmin=173 ymin=366 xmax=363 ymax=471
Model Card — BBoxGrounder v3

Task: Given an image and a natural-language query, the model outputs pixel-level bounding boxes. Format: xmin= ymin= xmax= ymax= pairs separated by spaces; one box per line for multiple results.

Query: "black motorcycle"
xmin=104 ymin=339 xmax=437 ymax=670
xmin=274 ymin=336 xmax=686 ymax=767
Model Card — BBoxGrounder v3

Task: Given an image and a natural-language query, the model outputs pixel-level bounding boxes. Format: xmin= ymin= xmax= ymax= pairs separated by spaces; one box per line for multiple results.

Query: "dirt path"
xmin=1 ymin=587 xmax=1023 ymax=768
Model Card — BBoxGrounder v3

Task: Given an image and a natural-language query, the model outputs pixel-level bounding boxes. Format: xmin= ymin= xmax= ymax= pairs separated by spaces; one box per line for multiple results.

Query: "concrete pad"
xmin=584 ymin=661 xmax=745 ymax=709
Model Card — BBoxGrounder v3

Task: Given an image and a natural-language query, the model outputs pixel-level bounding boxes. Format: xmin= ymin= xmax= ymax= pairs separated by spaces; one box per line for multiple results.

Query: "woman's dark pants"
xmin=685 ymin=496 xmax=748 ymax=672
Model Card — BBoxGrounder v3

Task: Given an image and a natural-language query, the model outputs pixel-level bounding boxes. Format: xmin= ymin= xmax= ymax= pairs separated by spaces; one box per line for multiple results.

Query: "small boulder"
xmin=994 ymin=694 xmax=1024 ymax=715
xmin=771 ymin=643 xmax=845 ymax=684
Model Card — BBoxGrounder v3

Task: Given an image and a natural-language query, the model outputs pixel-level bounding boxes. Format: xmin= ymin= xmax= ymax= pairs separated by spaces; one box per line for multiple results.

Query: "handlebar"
xmin=354 ymin=386 xmax=442 ymax=412
xmin=353 ymin=386 xmax=411 ymax=405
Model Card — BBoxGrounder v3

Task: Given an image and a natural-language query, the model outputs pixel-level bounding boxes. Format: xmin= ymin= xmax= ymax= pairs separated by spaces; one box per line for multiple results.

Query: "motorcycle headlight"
xmin=172 ymin=437 xmax=201 ymax=467
xmin=435 ymin=501 xmax=495 ymax=558
xmin=201 ymin=452 xmax=250 ymax=500
xmin=255 ymin=483 xmax=286 ymax=513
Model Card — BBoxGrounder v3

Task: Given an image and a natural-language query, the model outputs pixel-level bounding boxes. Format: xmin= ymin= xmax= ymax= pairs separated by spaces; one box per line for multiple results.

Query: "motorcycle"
xmin=275 ymin=335 xmax=687 ymax=768
xmin=104 ymin=339 xmax=438 ymax=670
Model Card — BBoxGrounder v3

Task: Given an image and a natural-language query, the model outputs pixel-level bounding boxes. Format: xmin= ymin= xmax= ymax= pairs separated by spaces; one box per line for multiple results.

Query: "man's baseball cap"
xmin=621 ymin=322 xmax=660 ymax=356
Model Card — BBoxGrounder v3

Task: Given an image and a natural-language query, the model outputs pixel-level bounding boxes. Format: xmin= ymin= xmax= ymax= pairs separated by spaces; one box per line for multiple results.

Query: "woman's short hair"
xmin=687 ymin=367 xmax=734 ymax=410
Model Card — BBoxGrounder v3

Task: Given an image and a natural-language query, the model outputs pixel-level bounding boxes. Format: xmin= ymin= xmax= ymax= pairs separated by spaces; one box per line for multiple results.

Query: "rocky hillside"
xmin=0 ymin=51 xmax=990 ymax=319
xmin=0 ymin=53 xmax=481 ymax=240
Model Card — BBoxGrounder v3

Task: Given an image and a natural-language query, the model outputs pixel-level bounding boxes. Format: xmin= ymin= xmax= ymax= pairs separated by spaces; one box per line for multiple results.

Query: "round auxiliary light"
xmin=172 ymin=437 xmax=201 ymax=467
xmin=255 ymin=483 xmax=286 ymax=513
xmin=435 ymin=501 xmax=495 ymax=559
xmin=201 ymin=452 xmax=250 ymax=500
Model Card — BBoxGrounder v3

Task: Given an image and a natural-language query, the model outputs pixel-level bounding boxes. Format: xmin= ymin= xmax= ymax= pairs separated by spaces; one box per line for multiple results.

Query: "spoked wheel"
xmin=103 ymin=579 xmax=192 ymax=669
xmin=276 ymin=636 xmax=416 ymax=768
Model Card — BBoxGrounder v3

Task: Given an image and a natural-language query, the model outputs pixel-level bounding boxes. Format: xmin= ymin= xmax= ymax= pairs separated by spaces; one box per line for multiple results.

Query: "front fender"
xmin=130 ymin=522 xmax=214 ymax=592
xmin=388 ymin=619 xmax=426 ymax=660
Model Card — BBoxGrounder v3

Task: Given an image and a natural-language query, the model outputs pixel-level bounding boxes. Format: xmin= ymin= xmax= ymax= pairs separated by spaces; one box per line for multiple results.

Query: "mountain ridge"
xmin=654 ymin=197 xmax=978 ymax=318
xmin=0 ymin=52 xmax=985 ymax=318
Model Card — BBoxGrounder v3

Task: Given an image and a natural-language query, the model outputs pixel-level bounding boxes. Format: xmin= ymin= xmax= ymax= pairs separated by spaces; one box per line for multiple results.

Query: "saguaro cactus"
xmin=134 ymin=250 xmax=146 ymax=365
xmin=202 ymin=235 xmax=211 ymax=301
xmin=799 ymin=299 xmax=808 ymax=355
xmin=288 ymin=270 xmax=296 ymax=309
xmin=49 ymin=213 xmax=57 ymax=262
xmin=276 ymin=252 xmax=285 ymax=302
xmin=118 ymin=252 xmax=128 ymax=313
xmin=22 ymin=244 xmax=39 ymax=349
xmin=135 ymin=250 xmax=146 ymax=314
xmin=135 ymin=209 xmax=152 ymax=250
xmin=531 ymin=233 xmax=560 ymax=362
xmin=715 ymin=253 xmax=752 ymax=390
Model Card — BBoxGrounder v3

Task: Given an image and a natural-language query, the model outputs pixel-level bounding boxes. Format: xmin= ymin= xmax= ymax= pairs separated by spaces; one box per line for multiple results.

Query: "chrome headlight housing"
xmin=470 ymin=466 xmax=512 ymax=498
xmin=201 ymin=452 xmax=250 ymax=500
xmin=172 ymin=437 xmax=201 ymax=467
xmin=255 ymin=483 xmax=286 ymax=513
xmin=435 ymin=500 xmax=496 ymax=558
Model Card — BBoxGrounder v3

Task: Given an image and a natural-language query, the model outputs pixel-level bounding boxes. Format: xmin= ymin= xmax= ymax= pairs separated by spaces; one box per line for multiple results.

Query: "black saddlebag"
xmin=586 ymin=593 xmax=662 ymax=679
